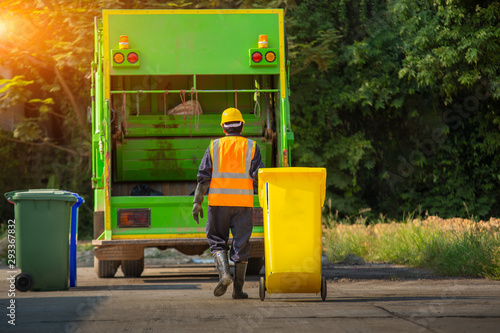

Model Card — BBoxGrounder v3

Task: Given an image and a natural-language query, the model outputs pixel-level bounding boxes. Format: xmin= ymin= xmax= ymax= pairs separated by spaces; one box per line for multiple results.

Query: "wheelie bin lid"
xmin=5 ymin=189 xmax=79 ymax=202
xmin=258 ymin=167 xmax=327 ymax=207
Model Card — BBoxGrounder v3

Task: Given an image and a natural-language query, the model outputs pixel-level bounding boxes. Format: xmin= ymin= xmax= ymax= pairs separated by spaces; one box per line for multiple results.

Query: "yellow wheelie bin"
xmin=258 ymin=167 xmax=327 ymax=301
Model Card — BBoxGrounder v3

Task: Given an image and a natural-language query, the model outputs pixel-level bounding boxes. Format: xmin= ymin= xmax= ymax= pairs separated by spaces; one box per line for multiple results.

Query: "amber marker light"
xmin=113 ymin=52 xmax=125 ymax=64
xmin=265 ymin=51 xmax=276 ymax=62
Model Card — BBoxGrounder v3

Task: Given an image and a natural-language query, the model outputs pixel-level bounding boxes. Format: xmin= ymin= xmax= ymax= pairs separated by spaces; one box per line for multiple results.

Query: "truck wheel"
xmin=121 ymin=257 xmax=144 ymax=277
xmin=15 ymin=273 xmax=33 ymax=292
xmin=247 ymin=257 xmax=264 ymax=275
xmin=94 ymin=257 xmax=120 ymax=278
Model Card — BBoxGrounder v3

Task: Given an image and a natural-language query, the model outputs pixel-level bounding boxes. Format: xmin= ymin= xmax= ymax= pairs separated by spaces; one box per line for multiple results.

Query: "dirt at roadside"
xmin=76 ymin=242 xmax=440 ymax=281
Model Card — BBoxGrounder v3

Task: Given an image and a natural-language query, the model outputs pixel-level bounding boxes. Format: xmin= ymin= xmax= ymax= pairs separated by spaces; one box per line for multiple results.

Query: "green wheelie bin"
xmin=4 ymin=189 xmax=78 ymax=291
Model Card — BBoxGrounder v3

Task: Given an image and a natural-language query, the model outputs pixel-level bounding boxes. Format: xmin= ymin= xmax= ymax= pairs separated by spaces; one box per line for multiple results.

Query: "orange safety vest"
xmin=209 ymin=136 xmax=256 ymax=207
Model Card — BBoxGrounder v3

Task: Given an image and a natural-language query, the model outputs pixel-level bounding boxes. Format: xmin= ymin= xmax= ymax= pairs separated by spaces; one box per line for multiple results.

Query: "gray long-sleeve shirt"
xmin=197 ymin=133 xmax=264 ymax=191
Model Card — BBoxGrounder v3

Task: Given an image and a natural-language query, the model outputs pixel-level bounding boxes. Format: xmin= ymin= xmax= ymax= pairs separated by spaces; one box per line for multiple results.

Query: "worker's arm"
xmin=250 ymin=145 xmax=264 ymax=191
xmin=193 ymin=147 xmax=212 ymax=224
xmin=197 ymin=146 xmax=213 ymax=186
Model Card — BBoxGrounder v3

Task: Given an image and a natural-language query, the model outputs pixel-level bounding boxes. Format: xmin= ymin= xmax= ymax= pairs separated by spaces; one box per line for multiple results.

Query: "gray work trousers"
xmin=206 ymin=206 xmax=253 ymax=263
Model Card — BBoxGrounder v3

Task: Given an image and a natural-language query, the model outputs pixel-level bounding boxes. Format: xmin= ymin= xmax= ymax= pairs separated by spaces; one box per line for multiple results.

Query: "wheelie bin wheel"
xmin=321 ymin=276 xmax=327 ymax=301
xmin=15 ymin=273 xmax=33 ymax=292
xmin=259 ymin=277 xmax=266 ymax=301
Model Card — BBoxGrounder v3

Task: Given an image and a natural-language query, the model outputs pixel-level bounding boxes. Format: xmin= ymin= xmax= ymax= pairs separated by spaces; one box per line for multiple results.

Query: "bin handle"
xmin=69 ymin=193 xmax=84 ymax=288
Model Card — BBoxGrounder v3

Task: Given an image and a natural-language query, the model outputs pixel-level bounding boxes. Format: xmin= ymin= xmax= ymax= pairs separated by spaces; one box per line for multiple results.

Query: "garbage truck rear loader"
xmin=91 ymin=9 xmax=294 ymax=277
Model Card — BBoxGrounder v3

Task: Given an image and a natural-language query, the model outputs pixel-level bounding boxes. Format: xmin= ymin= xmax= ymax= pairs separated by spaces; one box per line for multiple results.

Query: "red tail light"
xmin=252 ymin=51 xmax=263 ymax=63
xmin=127 ymin=52 xmax=139 ymax=64
xmin=118 ymin=209 xmax=151 ymax=228
xmin=253 ymin=207 xmax=263 ymax=226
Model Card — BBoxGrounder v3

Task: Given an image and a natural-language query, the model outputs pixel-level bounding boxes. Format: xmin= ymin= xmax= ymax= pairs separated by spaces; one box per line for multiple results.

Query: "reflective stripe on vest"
xmin=209 ymin=136 xmax=255 ymax=207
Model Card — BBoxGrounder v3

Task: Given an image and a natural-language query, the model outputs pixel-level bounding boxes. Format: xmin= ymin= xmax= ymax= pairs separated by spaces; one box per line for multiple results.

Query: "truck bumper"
xmin=92 ymin=237 xmax=264 ymax=260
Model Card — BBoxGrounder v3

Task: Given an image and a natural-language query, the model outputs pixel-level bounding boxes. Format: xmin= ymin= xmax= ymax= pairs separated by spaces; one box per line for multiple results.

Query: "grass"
xmin=76 ymin=242 xmax=94 ymax=252
xmin=324 ymin=216 xmax=500 ymax=280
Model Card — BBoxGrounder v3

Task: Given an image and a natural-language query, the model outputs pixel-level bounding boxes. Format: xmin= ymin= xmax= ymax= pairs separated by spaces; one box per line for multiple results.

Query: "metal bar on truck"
xmin=110 ymin=89 xmax=280 ymax=94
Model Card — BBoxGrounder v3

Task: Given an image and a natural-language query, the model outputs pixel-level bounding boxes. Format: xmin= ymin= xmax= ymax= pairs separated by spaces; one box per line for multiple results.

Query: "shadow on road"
xmin=323 ymin=263 xmax=439 ymax=280
xmin=332 ymin=295 xmax=493 ymax=302
xmin=74 ymin=283 xmax=202 ymax=291
xmin=11 ymin=296 xmax=107 ymax=332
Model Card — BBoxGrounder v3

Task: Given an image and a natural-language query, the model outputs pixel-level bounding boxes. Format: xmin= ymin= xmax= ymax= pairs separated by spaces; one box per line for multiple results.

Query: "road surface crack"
xmin=374 ymin=305 xmax=438 ymax=333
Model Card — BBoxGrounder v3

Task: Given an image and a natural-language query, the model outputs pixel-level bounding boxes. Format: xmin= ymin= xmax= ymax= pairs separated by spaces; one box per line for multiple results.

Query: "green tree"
xmin=287 ymin=0 xmax=500 ymax=220
xmin=0 ymin=0 xmax=142 ymax=236
xmin=387 ymin=0 xmax=500 ymax=218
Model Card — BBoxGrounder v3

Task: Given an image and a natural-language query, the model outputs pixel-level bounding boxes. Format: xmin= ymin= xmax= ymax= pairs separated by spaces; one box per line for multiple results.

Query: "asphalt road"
xmin=1 ymin=263 xmax=499 ymax=333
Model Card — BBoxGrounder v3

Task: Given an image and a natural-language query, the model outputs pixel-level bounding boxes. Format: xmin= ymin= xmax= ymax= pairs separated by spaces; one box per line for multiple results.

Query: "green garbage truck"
xmin=91 ymin=9 xmax=294 ymax=278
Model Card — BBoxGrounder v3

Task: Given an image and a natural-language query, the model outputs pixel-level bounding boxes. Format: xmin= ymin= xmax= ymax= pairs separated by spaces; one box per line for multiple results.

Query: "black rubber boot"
xmin=213 ymin=251 xmax=232 ymax=297
xmin=232 ymin=262 xmax=248 ymax=299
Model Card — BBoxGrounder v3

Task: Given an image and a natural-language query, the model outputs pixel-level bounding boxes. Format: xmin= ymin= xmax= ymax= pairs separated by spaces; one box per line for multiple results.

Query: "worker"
xmin=193 ymin=107 xmax=263 ymax=299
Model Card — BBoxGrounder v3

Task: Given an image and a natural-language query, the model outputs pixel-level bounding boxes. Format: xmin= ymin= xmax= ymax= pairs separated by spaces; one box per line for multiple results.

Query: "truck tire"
xmin=247 ymin=257 xmax=264 ymax=275
xmin=121 ymin=257 xmax=144 ymax=277
xmin=94 ymin=257 xmax=120 ymax=278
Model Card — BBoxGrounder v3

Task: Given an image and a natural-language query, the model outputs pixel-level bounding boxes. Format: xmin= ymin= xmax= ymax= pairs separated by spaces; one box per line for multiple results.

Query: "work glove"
xmin=193 ymin=183 xmax=208 ymax=224
xmin=193 ymin=203 xmax=203 ymax=224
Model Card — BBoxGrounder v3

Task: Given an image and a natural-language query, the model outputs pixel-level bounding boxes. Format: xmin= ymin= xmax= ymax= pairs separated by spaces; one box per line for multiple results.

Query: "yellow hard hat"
xmin=220 ymin=107 xmax=245 ymax=126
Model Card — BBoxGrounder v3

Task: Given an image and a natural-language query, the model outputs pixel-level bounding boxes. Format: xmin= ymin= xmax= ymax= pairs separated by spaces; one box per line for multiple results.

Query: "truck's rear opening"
xmin=110 ymin=74 xmax=277 ymax=185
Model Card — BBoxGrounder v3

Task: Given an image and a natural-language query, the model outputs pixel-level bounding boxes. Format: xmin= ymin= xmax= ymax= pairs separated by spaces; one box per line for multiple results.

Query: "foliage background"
xmin=0 ymin=0 xmax=499 ymax=237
